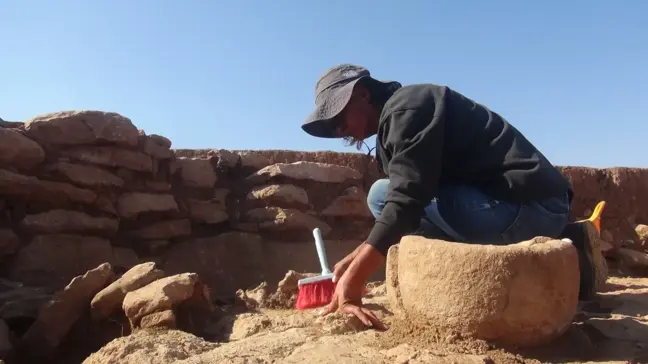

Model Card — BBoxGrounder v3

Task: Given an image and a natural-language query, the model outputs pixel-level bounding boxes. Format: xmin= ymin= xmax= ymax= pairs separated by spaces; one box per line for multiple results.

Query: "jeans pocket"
xmin=500 ymin=203 xmax=569 ymax=244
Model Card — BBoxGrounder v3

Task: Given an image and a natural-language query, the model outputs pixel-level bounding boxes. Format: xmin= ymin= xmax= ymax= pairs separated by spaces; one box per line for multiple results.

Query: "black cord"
xmin=362 ymin=140 xmax=375 ymax=156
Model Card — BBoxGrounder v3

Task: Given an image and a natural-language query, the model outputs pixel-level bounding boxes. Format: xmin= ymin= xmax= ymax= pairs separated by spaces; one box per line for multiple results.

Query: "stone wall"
xmin=0 ymin=110 xmax=647 ymax=304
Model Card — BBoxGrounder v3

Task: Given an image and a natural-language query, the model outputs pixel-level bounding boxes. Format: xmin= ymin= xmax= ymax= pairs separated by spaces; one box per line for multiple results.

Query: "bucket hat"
xmin=302 ymin=64 xmax=395 ymax=138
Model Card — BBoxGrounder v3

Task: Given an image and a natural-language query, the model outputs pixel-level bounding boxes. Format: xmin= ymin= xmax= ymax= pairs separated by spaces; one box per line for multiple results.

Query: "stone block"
xmin=386 ymin=236 xmax=579 ymax=347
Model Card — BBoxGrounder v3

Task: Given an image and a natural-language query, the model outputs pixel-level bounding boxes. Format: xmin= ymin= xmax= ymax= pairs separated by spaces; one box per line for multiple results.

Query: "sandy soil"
xmin=84 ymin=275 xmax=648 ymax=364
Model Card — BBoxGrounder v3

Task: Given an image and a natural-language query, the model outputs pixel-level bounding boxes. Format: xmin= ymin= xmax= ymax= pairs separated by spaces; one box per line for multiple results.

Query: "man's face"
xmin=335 ymin=86 xmax=377 ymax=142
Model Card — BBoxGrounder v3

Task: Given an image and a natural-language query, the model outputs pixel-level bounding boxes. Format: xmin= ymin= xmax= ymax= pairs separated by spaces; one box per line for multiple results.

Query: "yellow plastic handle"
xmin=587 ymin=201 xmax=606 ymax=234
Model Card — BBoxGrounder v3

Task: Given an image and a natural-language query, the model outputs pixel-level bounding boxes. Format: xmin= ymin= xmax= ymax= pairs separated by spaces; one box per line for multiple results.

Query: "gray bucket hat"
xmin=302 ymin=64 xmax=394 ymax=138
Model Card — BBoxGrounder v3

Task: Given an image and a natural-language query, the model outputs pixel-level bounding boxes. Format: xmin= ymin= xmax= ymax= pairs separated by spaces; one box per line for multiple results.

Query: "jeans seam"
xmin=447 ymin=199 xmax=501 ymax=212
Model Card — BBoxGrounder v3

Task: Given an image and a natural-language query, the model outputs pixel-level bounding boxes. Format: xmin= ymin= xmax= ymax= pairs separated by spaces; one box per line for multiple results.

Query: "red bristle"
xmin=295 ymin=279 xmax=335 ymax=310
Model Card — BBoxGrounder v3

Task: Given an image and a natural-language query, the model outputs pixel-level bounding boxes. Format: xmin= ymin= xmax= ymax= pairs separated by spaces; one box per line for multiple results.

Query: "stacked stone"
xmin=0 ymin=111 xmax=152 ymax=290
xmin=234 ymin=160 xmax=374 ymax=241
xmin=0 ymin=111 xmax=266 ymax=295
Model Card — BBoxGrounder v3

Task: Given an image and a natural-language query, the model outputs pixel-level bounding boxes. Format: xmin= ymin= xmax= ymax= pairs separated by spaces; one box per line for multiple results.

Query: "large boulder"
xmin=24 ymin=110 xmax=139 ymax=147
xmin=386 ymin=236 xmax=580 ymax=347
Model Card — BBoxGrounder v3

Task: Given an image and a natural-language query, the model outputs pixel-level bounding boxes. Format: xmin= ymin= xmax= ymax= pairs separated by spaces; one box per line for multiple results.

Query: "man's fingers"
xmin=320 ymin=299 xmax=337 ymax=316
xmin=362 ymin=308 xmax=388 ymax=331
xmin=341 ymin=305 xmax=389 ymax=331
xmin=350 ymin=307 xmax=373 ymax=327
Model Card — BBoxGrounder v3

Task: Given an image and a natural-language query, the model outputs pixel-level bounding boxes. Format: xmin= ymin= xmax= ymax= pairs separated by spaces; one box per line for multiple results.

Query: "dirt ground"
xmin=83 ymin=275 xmax=648 ymax=364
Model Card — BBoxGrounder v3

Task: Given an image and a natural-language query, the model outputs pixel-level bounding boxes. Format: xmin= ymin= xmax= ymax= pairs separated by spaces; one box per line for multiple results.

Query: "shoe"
xmin=560 ymin=220 xmax=608 ymax=300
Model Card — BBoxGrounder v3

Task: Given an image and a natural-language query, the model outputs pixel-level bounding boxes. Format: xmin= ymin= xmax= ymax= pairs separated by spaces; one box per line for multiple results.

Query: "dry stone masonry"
xmin=0 ymin=110 xmax=647 ymax=363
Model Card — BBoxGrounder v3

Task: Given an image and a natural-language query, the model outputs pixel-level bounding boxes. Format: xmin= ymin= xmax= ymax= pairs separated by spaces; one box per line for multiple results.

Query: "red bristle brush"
xmin=295 ymin=227 xmax=335 ymax=310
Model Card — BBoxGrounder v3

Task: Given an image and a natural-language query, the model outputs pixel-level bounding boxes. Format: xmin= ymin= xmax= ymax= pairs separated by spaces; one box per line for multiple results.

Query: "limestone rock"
xmin=128 ymin=219 xmax=191 ymax=240
xmin=117 ymin=192 xmax=179 ymax=219
xmin=0 ymin=169 xmax=97 ymax=205
xmin=320 ymin=186 xmax=372 ymax=218
xmin=187 ymin=199 xmax=228 ymax=224
xmin=246 ymin=161 xmax=362 ymax=185
xmin=22 ymin=263 xmax=113 ymax=350
xmin=177 ymin=157 xmax=216 ymax=189
xmin=385 ymin=245 xmax=403 ymax=315
xmin=53 ymin=162 xmax=124 ymax=188
xmin=0 ymin=128 xmax=45 ymax=169
xmin=388 ymin=236 xmax=580 ymax=347
xmin=82 ymin=329 xmax=218 ymax=364
xmin=140 ymin=309 xmax=177 ymax=330
xmin=91 ymin=262 xmax=165 ymax=321
xmin=163 ymin=232 xmax=265 ymax=298
xmin=142 ymin=135 xmax=172 ymax=159
xmin=636 ymin=224 xmax=648 ymax=247
xmin=238 ymin=151 xmax=270 ymax=169
xmin=617 ymin=248 xmax=648 ymax=269
xmin=244 ymin=207 xmax=331 ymax=235
xmin=24 ymin=110 xmax=139 ymax=147
xmin=20 ymin=210 xmax=119 ymax=236
xmin=123 ymin=273 xmax=199 ymax=326
xmin=8 ymin=234 xmax=113 ymax=288
xmin=62 ymin=146 xmax=153 ymax=172
xmin=247 ymin=184 xmax=309 ymax=206
xmin=0 ymin=229 xmax=19 ymax=258
xmin=149 ymin=134 xmax=172 ymax=148
xmin=212 ymin=149 xmax=239 ymax=168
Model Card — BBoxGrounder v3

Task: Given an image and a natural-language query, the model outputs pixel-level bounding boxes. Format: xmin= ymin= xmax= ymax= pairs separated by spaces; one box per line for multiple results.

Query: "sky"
xmin=1 ymin=1 xmax=646 ymax=168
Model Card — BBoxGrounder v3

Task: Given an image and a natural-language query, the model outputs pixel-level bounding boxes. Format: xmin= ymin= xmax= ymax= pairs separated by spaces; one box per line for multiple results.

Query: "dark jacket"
xmin=367 ymin=84 xmax=572 ymax=255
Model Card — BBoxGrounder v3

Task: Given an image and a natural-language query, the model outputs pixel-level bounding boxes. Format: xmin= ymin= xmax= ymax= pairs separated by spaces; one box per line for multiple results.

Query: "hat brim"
xmin=301 ymin=77 xmax=365 ymax=138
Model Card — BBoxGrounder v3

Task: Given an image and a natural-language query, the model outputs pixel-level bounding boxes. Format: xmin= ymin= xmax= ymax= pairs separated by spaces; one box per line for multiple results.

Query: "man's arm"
xmin=366 ymin=104 xmax=446 ymax=255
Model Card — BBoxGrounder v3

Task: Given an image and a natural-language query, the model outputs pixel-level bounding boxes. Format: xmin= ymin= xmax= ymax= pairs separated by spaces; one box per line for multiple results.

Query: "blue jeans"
xmin=367 ymin=179 xmax=570 ymax=245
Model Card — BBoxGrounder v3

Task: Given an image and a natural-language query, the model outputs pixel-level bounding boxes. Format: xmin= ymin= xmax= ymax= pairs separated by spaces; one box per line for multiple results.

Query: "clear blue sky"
xmin=2 ymin=1 xmax=646 ymax=167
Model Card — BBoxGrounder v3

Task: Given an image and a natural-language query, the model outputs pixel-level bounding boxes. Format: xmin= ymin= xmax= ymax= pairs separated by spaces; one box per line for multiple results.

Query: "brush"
xmin=295 ymin=227 xmax=335 ymax=310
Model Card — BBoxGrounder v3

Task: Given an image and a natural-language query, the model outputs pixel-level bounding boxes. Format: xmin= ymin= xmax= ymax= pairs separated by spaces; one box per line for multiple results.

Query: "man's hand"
xmin=322 ymin=243 xmax=388 ymax=330
xmin=322 ymin=273 xmax=388 ymax=330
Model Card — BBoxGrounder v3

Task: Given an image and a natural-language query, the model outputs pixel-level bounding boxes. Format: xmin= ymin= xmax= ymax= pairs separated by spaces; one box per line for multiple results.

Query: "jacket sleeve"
xmin=366 ymin=106 xmax=446 ymax=255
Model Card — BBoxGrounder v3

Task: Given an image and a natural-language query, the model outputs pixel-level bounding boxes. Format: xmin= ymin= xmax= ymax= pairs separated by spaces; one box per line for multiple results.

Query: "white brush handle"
xmin=312 ymin=228 xmax=331 ymax=275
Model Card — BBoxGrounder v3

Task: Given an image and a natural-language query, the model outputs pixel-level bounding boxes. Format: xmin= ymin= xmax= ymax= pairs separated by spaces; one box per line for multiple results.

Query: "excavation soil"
xmin=84 ymin=276 xmax=648 ymax=364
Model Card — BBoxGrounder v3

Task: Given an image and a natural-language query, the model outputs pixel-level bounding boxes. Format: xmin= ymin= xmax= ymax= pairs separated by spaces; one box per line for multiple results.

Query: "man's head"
xmin=302 ymin=64 xmax=401 ymax=149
